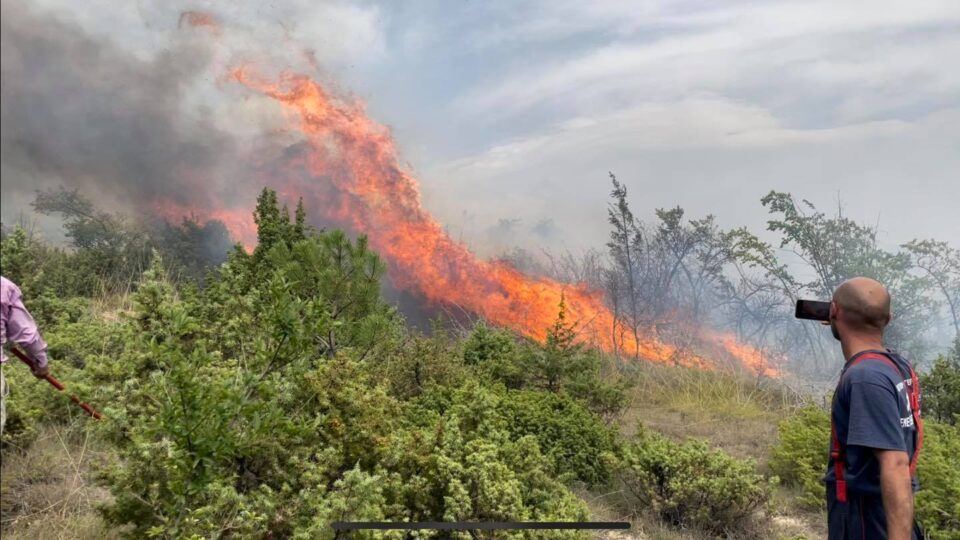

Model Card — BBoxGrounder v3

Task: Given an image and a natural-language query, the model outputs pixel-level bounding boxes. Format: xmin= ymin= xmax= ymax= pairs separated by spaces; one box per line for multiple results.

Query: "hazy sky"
xmin=3 ymin=0 xmax=959 ymax=256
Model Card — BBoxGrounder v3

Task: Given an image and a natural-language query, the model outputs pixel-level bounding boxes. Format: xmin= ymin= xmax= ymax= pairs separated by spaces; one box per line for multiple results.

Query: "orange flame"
xmin=180 ymin=66 xmax=775 ymax=377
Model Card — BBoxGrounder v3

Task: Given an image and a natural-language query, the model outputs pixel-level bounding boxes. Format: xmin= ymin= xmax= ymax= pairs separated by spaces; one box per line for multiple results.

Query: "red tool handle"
xmin=9 ymin=347 xmax=103 ymax=420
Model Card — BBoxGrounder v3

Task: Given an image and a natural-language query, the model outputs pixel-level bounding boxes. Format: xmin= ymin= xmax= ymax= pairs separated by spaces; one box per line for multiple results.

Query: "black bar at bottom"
xmin=331 ymin=522 xmax=630 ymax=530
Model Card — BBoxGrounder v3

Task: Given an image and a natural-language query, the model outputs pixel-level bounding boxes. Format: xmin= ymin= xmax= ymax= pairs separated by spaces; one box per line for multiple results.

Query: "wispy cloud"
xmin=3 ymin=0 xmax=957 ymax=253
xmin=425 ymin=99 xmax=959 ymax=250
xmin=455 ymin=1 xmax=960 ymax=124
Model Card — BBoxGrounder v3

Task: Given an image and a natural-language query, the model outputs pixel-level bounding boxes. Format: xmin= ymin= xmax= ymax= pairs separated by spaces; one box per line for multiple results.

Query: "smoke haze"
xmin=1 ymin=3 xmax=222 ymax=219
xmin=4 ymin=1 xmax=958 ymax=254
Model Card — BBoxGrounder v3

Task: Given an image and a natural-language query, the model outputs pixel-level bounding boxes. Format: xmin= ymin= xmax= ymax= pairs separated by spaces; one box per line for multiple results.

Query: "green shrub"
xmin=411 ymin=382 xmax=619 ymax=487
xmin=89 ymin=197 xmax=594 ymax=537
xmin=24 ymin=294 xmax=90 ymax=330
xmin=620 ymin=425 xmax=776 ymax=535
xmin=463 ymin=320 xmax=518 ymax=366
xmin=771 ymin=405 xmax=960 ymax=539
xmin=499 ymin=389 xmax=620 ymax=485
xmin=463 ymin=314 xmax=629 ymax=420
xmin=463 ymin=320 xmax=529 ymax=389
xmin=916 ymin=422 xmax=960 ymax=539
xmin=769 ymin=405 xmax=831 ymax=509
xmin=562 ymin=348 xmax=631 ymax=420
xmin=922 ymin=354 xmax=960 ymax=425
xmin=102 ymin=353 xmax=592 ymax=538
xmin=376 ymin=329 xmax=466 ymax=401
xmin=0 ymin=304 xmax=127 ymax=449
xmin=0 ymin=226 xmax=87 ymax=298
xmin=380 ymin=406 xmax=590 ymax=537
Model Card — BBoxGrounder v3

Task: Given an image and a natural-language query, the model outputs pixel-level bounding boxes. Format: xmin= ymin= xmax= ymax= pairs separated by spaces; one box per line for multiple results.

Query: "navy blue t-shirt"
xmin=824 ymin=349 xmax=920 ymax=495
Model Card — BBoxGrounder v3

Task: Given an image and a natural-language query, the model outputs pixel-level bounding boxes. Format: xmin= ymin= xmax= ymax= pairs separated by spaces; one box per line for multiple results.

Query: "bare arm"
xmin=876 ymin=449 xmax=913 ymax=540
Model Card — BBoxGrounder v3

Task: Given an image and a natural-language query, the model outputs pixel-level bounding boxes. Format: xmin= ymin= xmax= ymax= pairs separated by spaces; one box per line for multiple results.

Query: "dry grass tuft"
xmin=597 ymin=361 xmax=826 ymax=539
xmin=1 ymin=422 xmax=120 ymax=540
xmin=618 ymin=362 xmax=806 ymax=464
xmin=89 ymin=290 xmax=136 ymax=323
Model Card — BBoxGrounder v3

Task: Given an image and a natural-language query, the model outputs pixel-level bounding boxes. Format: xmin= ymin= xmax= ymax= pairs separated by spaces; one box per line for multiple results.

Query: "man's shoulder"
xmin=843 ymin=354 xmax=904 ymax=387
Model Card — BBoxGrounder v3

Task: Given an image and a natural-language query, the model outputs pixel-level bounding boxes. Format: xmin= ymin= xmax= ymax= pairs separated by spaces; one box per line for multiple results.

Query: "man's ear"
xmin=830 ymin=301 xmax=839 ymax=320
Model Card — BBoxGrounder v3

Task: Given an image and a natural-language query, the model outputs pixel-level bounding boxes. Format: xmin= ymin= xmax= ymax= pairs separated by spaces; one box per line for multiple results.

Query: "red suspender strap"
xmin=908 ymin=366 xmax=924 ymax=476
xmin=832 ymin=352 xmax=923 ymax=504
xmin=830 ymin=421 xmax=847 ymax=503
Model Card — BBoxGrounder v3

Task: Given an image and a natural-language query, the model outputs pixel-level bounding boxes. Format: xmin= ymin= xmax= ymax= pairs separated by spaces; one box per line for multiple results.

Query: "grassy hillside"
xmin=0 ymin=312 xmax=825 ymax=539
xmin=2 ymin=292 xmax=957 ymax=538
xmin=2 ymin=192 xmax=957 ymax=539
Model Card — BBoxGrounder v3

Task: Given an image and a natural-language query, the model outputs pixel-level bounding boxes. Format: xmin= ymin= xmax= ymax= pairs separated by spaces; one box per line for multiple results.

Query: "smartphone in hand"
xmin=795 ymin=299 xmax=831 ymax=321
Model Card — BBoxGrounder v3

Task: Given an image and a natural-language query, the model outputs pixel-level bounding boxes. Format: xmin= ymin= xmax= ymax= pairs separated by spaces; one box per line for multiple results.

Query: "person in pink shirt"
xmin=1 ymin=275 xmax=51 ymax=436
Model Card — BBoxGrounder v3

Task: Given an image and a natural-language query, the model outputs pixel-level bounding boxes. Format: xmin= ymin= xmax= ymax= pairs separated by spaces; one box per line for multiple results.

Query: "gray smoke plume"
xmin=0 ymin=2 xmax=252 ymax=232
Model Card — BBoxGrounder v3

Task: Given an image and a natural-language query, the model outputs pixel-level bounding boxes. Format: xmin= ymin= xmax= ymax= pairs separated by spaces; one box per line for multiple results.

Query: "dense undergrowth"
xmin=2 ymin=189 xmax=958 ymax=539
xmin=771 ymin=405 xmax=960 ymax=539
xmin=768 ymin=341 xmax=960 ymax=538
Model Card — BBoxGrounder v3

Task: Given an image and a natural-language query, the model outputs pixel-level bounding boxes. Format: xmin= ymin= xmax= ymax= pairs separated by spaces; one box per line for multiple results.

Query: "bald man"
xmin=823 ymin=277 xmax=924 ymax=540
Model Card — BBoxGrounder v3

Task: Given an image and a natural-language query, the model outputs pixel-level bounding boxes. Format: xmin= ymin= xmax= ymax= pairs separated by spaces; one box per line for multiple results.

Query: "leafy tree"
xmin=718 ymin=226 xmax=831 ymax=373
xmin=160 ymin=216 xmax=233 ymax=279
xmin=32 ymin=188 xmax=130 ymax=251
xmin=652 ymin=206 xmax=696 ymax=316
xmin=30 ymin=188 xmax=153 ymax=293
xmin=712 ymin=192 xmax=950 ymax=376
xmin=760 ymin=191 xmax=936 ymax=360
xmin=25 ymin=188 xmax=235 ymax=292
xmin=903 ymin=239 xmax=960 ymax=340
xmin=921 ymin=340 xmax=960 ymax=424
xmin=603 ymin=175 xmax=752 ymax=365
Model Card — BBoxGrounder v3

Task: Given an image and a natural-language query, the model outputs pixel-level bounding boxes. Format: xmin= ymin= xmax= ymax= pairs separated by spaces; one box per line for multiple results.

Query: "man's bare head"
xmin=831 ymin=277 xmax=892 ymax=333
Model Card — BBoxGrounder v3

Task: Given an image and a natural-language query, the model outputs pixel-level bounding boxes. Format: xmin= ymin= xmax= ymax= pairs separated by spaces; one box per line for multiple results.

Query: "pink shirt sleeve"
xmin=1 ymin=277 xmax=49 ymax=368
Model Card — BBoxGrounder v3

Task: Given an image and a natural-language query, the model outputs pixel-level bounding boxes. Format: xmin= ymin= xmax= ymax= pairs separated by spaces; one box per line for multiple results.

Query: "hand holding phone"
xmin=795 ymin=299 xmax=831 ymax=322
